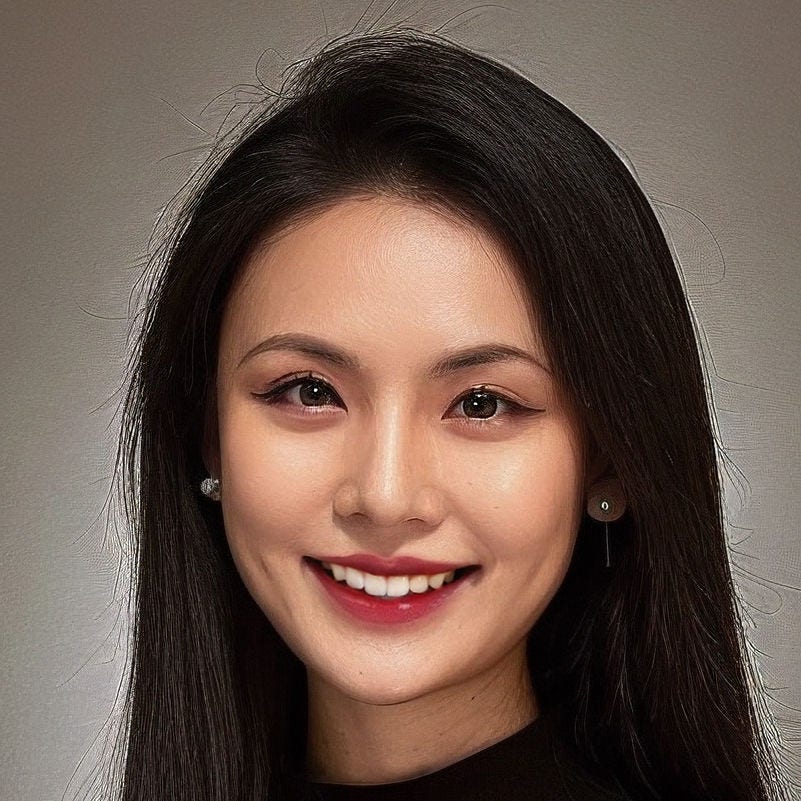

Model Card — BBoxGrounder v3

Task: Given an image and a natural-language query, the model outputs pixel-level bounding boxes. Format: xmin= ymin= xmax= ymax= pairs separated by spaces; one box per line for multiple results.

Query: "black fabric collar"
xmin=298 ymin=710 xmax=628 ymax=801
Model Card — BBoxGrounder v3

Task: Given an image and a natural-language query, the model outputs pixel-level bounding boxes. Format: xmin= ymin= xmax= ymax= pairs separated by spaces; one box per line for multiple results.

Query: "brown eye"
xmin=460 ymin=391 xmax=498 ymax=419
xmin=254 ymin=374 xmax=344 ymax=412
xmin=448 ymin=387 xmax=536 ymax=426
xmin=450 ymin=386 xmax=542 ymax=430
xmin=296 ymin=380 xmax=338 ymax=406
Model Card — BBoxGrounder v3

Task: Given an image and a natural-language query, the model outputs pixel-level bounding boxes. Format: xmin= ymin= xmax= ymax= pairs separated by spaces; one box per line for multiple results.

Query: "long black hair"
xmin=105 ymin=29 xmax=789 ymax=800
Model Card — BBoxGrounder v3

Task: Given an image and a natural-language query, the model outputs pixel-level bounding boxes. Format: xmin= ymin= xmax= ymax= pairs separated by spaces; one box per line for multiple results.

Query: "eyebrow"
xmin=237 ymin=332 xmax=551 ymax=378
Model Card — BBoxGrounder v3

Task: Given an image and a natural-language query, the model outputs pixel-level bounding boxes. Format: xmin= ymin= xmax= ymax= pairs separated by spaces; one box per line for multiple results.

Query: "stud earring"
xmin=200 ymin=476 xmax=221 ymax=501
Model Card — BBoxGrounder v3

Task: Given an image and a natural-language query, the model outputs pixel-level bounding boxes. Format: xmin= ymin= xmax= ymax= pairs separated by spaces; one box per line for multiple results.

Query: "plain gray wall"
xmin=2 ymin=2 xmax=799 ymax=799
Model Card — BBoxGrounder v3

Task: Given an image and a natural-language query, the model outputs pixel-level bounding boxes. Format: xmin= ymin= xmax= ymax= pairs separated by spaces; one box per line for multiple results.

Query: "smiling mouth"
xmin=305 ymin=557 xmax=479 ymax=599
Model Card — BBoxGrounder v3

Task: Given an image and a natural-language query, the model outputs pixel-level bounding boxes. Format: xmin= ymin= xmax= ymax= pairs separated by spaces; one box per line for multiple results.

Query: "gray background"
xmin=2 ymin=1 xmax=799 ymax=799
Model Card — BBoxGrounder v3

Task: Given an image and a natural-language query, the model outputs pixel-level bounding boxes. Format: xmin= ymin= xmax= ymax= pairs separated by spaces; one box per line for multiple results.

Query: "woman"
xmin=109 ymin=29 xmax=789 ymax=800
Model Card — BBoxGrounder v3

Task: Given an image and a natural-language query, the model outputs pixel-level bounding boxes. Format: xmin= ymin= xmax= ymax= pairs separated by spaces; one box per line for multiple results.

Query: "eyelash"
xmin=252 ymin=371 xmax=539 ymax=428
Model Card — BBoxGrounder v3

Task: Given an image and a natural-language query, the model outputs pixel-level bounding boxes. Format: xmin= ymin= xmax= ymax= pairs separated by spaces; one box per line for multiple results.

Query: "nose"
xmin=332 ymin=403 xmax=446 ymax=530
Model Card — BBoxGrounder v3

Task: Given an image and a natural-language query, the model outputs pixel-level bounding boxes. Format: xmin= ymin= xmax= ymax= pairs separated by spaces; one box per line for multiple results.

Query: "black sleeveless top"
xmin=301 ymin=711 xmax=629 ymax=801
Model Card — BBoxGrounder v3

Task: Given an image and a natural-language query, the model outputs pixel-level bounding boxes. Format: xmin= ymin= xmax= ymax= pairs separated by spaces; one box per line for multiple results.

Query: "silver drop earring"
xmin=200 ymin=476 xmax=221 ymax=501
xmin=586 ymin=484 xmax=624 ymax=570
xmin=599 ymin=498 xmax=612 ymax=569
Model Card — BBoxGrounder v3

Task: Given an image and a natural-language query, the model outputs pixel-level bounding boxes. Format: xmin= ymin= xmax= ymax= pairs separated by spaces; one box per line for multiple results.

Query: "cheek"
xmin=217 ymin=404 xmax=343 ymax=549
xmin=448 ymin=420 xmax=585 ymax=565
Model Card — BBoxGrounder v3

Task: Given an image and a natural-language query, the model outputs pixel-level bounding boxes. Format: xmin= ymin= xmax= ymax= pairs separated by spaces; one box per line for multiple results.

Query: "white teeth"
xmin=386 ymin=575 xmax=410 ymax=597
xmin=363 ymin=573 xmax=387 ymax=596
xmin=322 ymin=561 xmax=465 ymax=598
xmin=344 ymin=566 xmax=365 ymax=590
xmin=428 ymin=572 xmax=446 ymax=589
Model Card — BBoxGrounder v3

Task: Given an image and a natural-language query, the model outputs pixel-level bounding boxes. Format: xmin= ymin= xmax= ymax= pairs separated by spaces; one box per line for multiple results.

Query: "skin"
xmin=211 ymin=195 xmax=619 ymax=784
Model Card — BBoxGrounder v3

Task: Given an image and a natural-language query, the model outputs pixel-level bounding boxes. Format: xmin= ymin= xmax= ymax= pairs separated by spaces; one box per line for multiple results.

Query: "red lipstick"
xmin=304 ymin=557 xmax=477 ymax=626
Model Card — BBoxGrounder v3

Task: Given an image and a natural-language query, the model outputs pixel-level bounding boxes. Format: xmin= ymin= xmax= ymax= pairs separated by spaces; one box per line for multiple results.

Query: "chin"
xmin=344 ymin=682 xmax=433 ymax=707
xmin=314 ymin=661 xmax=443 ymax=707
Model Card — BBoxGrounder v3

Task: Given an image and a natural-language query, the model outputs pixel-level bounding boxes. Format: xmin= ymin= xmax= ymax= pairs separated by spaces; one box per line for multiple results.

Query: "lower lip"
xmin=306 ymin=559 xmax=471 ymax=625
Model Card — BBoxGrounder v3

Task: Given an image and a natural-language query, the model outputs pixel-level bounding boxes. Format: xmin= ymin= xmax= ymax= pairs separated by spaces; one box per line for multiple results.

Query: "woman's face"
xmin=215 ymin=195 xmax=588 ymax=706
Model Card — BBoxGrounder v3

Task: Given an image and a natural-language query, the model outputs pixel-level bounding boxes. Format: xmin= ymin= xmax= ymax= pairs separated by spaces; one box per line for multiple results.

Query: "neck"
xmin=305 ymin=641 xmax=538 ymax=785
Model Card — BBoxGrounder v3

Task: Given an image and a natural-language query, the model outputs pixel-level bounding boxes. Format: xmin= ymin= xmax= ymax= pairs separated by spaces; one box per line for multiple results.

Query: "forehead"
xmin=220 ymin=196 xmax=547 ymax=370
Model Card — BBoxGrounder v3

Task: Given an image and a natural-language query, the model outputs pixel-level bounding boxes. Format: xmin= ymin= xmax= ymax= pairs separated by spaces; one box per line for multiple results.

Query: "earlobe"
xmin=586 ymin=476 xmax=627 ymax=522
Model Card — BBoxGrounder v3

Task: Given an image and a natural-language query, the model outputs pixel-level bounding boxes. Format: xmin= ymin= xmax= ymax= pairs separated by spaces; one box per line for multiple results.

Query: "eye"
xmin=253 ymin=372 xmax=344 ymax=414
xmin=447 ymin=387 xmax=536 ymax=426
xmin=253 ymin=376 xmax=539 ymax=425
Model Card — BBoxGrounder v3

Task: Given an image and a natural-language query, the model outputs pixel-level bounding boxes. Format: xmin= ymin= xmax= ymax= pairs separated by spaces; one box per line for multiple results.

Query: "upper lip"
xmin=310 ymin=553 xmax=470 ymax=575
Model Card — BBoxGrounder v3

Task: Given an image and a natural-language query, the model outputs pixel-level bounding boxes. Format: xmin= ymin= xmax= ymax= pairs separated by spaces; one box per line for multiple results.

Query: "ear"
xmin=584 ymin=445 xmax=627 ymax=522
xmin=586 ymin=476 xmax=627 ymax=522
